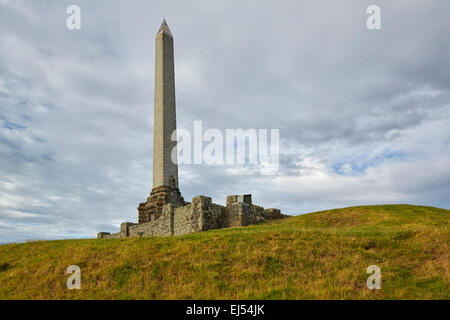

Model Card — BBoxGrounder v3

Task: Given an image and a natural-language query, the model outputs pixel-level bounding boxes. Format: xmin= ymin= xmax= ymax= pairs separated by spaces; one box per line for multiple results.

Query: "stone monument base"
xmin=98 ymin=194 xmax=287 ymax=239
xmin=138 ymin=185 xmax=185 ymax=223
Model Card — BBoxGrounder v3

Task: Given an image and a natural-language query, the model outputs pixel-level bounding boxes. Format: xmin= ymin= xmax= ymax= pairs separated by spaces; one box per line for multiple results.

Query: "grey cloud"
xmin=0 ymin=0 xmax=449 ymax=242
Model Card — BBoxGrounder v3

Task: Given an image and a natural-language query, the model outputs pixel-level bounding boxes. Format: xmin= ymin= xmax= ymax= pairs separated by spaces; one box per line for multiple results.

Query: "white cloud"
xmin=0 ymin=0 xmax=449 ymax=242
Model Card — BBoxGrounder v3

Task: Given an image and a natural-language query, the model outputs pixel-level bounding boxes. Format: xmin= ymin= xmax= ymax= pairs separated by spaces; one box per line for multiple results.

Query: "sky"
xmin=0 ymin=0 xmax=449 ymax=243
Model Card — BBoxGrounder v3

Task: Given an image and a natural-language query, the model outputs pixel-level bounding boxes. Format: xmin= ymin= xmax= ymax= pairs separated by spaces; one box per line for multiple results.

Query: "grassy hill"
xmin=0 ymin=204 xmax=448 ymax=300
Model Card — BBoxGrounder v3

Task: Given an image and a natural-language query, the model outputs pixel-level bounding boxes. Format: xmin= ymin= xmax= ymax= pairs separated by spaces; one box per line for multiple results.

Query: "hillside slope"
xmin=0 ymin=205 xmax=448 ymax=299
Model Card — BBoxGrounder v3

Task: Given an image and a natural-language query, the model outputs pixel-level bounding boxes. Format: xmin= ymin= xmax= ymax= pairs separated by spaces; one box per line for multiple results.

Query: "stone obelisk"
xmin=138 ymin=20 xmax=184 ymax=223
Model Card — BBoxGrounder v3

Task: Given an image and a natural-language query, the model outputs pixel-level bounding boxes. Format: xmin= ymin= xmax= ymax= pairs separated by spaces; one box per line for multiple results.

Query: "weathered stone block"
xmin=138 ymin=185 xmax=184 ymax=223
xmin=97 ymin=232 xmax=110 ymax=239
xmin=226 ymin=195 xmax=238 ymax=206
xmin=226 ymin=194 xmax=252 ymax=206
xmin=120 ymin=222 xmax=136 ymax=237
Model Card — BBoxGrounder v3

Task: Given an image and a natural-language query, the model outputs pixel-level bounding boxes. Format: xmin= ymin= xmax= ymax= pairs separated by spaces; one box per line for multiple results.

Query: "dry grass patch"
xmin=0 ymin=204 xmax=448 ymax=299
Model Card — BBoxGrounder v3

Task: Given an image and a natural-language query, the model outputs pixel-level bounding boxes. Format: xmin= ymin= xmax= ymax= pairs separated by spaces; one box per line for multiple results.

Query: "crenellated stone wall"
xmin=98 ymin=194 xmax=286 ymax=239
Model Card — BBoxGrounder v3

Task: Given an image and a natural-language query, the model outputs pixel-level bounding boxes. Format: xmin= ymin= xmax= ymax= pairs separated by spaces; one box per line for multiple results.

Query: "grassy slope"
xmin=0 ymin=204 xmax=448 ymax=300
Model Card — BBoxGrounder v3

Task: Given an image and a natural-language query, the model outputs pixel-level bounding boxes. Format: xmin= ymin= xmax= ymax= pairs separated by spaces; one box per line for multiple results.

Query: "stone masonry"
xmin=98 ymin=194 xmax=287 ymax=239
xmin=98 ymin=20 xmax=286 ymax=239
xmin=152 ymin=19 xmax=178 ymax=189
xmin=138 ymin=19 xmax=184 ymax=224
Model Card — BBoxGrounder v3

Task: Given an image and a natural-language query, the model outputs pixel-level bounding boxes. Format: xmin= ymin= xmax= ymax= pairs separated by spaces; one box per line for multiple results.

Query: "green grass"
xmin=0 ymin=204 xmax=448 ymax=300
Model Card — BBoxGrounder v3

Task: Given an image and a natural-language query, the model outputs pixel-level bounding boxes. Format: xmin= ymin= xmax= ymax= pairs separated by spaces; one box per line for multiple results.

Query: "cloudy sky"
xmin=1 ymin=0 xmax=449 ymax=243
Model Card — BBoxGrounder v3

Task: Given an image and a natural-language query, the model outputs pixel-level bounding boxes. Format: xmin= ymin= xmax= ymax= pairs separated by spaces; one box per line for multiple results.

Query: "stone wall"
xmin=173 ymin=200 xmax=201 ymax=236
xmin=202 ymin=201 xmax=226 ymax=231
xmin=171 ymin=196 xmax=225 ymax=236
xmin=97 ymin=232 xmax=122 ymax=239
xmin=129 ymin=204 xmax=174 ymax=237
xmin=98 ymin=194 xmax=287 ymax=239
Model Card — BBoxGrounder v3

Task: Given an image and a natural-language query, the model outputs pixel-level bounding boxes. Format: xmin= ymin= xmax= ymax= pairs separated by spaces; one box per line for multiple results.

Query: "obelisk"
xmin=153 ymin=19 xmax=178 ymax=189
xmin=138 ymin=20 xmax=184 ymax=223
